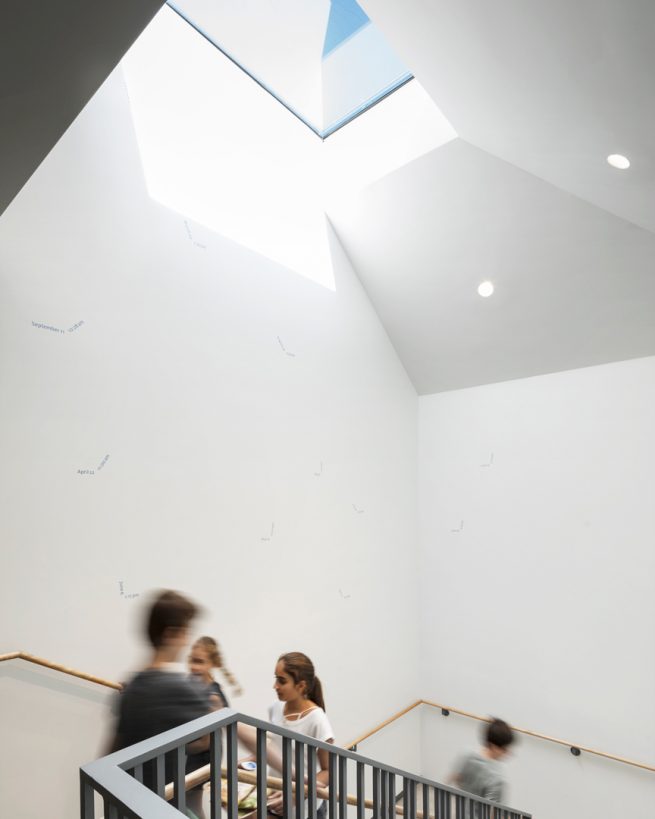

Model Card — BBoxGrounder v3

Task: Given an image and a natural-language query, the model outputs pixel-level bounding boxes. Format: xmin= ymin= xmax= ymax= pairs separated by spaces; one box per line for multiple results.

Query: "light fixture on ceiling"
xmin=477 ymin=281 xmax=494 ymax=298
xmin=607 ymin=154 xmax=630 ymax=170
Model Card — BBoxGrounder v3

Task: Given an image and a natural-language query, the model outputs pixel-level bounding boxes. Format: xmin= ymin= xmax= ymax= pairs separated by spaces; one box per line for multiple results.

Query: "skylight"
xmin=122 ymin=6 xmax=456 ymax=288
xmin=167 ymin=0 xmax=414 ymax=138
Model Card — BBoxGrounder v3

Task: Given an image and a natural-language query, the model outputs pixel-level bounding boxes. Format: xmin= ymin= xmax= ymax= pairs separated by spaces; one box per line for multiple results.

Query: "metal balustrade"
xmin=80 ymin=709 xmax=531 ymax=819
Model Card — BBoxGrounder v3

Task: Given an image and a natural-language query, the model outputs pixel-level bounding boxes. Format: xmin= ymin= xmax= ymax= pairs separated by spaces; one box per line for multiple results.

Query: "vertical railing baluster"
xmin=356 ymin=761 xmax=365 ymax=819
xmin=373 ymin=768 xmax=381 ymax=819
xmin=296 ymin=741 xmax=305 ymax=819
xmin=104 ymin=798 xmax=118 ymax=819
xmin=227 ymin=722 xmax=239 ymax=819
xmin=210 ymin=728 xmax=223 ymax=819
xmin=338 ymin=755 xmax=347 ymax=819
xmin=80 ymin=774 xmax=95 ymax=819
xmin=407 ymin=778 xmax=417 ymax=819
xmin=155 ymin=754 xmax=165 ymax=799
xmin=328 ymin=750 xmax=338 ymax=819
xmin=172 ymin=745 xmax=186 ymax=813
xmin=307 ymin=745 xmax=317 ymax=819
xmin=133 ymin=764 xmax=143 ymax=784
xmin=283 ymin=736 xmax=293 ymax=819
xmin=422 ymin=784 xmax=429 ymax=819
xmin=257 ymin=728 xmax=268 ymax=819
xmin=380 ymin=770 xmax=388 ymax=819
xmin=388 ymin=774 xmax=395 ymax=819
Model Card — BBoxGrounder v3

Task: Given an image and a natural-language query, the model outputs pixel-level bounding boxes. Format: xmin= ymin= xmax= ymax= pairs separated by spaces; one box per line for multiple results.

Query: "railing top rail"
xmin=348 ymin=699 xmax=655 ymax=774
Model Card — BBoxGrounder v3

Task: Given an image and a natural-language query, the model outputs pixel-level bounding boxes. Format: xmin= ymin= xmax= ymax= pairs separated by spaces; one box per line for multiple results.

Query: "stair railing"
xmin=81 ymin=709 xmax=532 ymax=819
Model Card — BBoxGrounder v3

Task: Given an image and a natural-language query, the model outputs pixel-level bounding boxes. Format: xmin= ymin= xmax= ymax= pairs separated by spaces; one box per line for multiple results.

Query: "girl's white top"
xmin=267 ymin=700 xmax=334 ymax=789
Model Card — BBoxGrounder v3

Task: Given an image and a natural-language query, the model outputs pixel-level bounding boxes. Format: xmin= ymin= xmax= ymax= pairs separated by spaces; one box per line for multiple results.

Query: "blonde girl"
xmin=188 ymin=635 xmax=242 ymax=710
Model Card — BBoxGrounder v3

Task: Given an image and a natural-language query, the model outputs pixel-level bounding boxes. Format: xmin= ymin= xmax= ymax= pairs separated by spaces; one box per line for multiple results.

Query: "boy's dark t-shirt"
xmin=116 ymin=669 xmax=209 ymax=789
xmin=186 ymin=680 xmax=229 ymax=778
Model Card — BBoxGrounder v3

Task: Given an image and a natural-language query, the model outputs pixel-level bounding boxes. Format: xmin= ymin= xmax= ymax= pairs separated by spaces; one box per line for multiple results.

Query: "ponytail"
xmin=194 ymin=636 xmax=243 ymax=696
xmin=309 ymin=675 xmax=325 ymax=712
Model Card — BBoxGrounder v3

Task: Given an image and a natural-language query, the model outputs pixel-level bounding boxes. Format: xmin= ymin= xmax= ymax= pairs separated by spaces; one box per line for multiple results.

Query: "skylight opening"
xmin=167 ymin=0 xmax=414 ymax=138
xmin=122 ymin=5 xmax=456 ymax=288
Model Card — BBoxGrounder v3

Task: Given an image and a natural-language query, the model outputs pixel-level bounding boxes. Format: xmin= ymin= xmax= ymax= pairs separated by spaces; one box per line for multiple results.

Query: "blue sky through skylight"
xmin=168 ymin=0 xmax=413 ymax=137
xmin=322 ymin=0 xmax=370 ymax=58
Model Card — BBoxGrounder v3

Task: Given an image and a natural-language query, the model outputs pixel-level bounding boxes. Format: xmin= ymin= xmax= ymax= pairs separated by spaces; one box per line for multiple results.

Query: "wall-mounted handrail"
xmin=0 ymin=651 xmax=121 ymax=690
xmin=348 ymin=699 xmax=655 ymax=774
xmin=347 ymin=700 xmax=423 ymax=747
xmin=4 ymin=651 xmax=652 ymax=776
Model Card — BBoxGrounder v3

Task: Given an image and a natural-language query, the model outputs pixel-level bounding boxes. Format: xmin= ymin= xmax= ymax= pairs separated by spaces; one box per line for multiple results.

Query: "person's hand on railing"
xmin=266 ymin=789 xmax=290 ymax=816
xmin=236 ymin=723 xmax=286 ymax=774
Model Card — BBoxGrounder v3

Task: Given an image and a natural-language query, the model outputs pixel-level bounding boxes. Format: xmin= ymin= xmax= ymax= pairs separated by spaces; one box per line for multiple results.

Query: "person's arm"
xmin=236 ymin=724 xmax=284 ymax=772
xmin=447 ymin=755 xmax=466 ymax=790
xmin=483 ymin=779 xmax=503 ymax=803
xmin=181 ymin=678 xmax=214 ymax=755
xmin=208 ymin=691 xmax=224 ymax=712
xmin=266 ymin=735 xmax=334 ymax=815
xmin=316 ymin=739 xmax=334 ymax=788
xmin=186 ymin=734 xmax=210 ymax=754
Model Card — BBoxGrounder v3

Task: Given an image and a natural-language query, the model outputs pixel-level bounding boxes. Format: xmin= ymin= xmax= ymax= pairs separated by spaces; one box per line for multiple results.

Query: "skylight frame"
xmin=166 ymin=1 xmax=414 ymax=140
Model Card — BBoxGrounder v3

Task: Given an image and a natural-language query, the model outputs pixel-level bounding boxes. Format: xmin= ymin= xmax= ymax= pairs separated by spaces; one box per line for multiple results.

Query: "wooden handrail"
xmin=347 ymin=700 xmax=423 ymax=747
xmin=0 ymin=651 xmax=121 ymax=690
xmin=4 ymin=651 xmax=653 ymax=775
xmin=347 ymin=699 xmax=655 ymax=774
xmin=0 ymin=652 xmax=21 ymax=662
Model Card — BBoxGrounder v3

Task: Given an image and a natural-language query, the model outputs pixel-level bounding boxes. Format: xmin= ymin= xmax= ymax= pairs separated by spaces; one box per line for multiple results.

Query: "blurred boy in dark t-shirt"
xmin=110 ymin=590 xmax=210 ymax=793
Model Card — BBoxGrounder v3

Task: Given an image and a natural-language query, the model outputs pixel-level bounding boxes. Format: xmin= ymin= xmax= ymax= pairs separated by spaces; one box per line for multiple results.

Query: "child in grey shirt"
xmin=450 ymin=718 xmax=515 ymax=803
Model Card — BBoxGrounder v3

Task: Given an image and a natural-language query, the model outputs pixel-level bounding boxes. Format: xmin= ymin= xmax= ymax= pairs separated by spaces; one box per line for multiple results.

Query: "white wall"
xmin=418 ymin=357 xmax=655 ymax=818
xmin=0 ymin=66 xmax=420 ymax=818
xmin=354 ymin=704 xmax=423 ymax=779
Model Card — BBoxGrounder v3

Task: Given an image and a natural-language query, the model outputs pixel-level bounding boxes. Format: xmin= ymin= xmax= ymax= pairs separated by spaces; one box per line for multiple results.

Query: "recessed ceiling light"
xmin=477 ymin=281 xmax=494 ymax=298
xmin=607 ymin=154 xmax=630 ymax=170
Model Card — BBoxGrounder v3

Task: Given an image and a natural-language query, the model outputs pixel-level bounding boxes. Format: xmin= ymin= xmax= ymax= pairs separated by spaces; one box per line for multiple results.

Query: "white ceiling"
xmin=6 ymin=1 xmax=652 ymax=396
xmin=328 ymin=0 xmax=655 ymax=393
